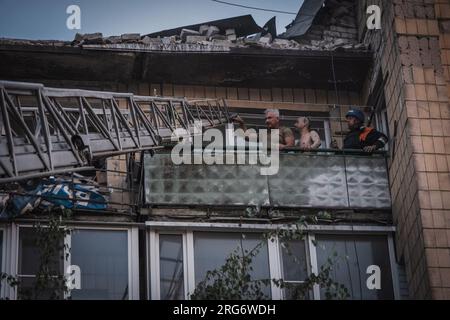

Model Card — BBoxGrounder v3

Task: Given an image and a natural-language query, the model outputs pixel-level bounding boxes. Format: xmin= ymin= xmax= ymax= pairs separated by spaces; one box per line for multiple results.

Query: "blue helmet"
xmin=346 ymin=109 xmax=365 ymax=123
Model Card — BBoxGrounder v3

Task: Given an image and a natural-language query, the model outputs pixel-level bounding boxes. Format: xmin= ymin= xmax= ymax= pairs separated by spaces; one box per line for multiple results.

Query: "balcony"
xmin=143 ymin=150 xmax=391 ymax=210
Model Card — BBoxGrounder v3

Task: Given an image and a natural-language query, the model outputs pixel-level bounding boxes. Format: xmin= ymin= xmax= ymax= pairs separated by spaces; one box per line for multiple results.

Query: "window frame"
xmin=309 ymin=230 xmax=400 ymax=300
xmin=0 ymin=225 xmax=6 ymax=298
xmin=15 ymin=224 xmax=67 ymax=299
xmin=374 ymin=108 xmax=390 ymax=150
xmin=146 ymin=222 xmax=400 ymax=300
xmin=147 ymin=230 xmax=192 ymax=300
xmin=280 ymin=236 xmax=314 ymax=299
xmin=13 ymin=224 xmax=139 ymax=300
xmin=0 ymin=223 xmax=16 ymax=300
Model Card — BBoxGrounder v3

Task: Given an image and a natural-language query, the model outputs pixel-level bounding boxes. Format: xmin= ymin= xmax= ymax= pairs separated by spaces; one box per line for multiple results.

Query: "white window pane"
xmin=70 ymin=230 xmax=128 ymax=300
xmin=316 ymin=235 xmax=394 ymax=300
xmin=194 ymin=232 xmax=271 ymax=299
xmin=159 ymin=234 xmax=184 ymax=300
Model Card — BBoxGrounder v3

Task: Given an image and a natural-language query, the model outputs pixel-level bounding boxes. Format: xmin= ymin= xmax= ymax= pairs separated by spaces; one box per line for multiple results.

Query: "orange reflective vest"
xmin=359 ymin=127 xmax=374 ymax=142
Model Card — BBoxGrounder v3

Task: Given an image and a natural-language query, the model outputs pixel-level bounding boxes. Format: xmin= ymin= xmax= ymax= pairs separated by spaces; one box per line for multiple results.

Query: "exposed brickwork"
xmin=360 ymin=0 xmax=450 ymax=299
xmin=293 ymin=0 xmax=362 ymax=50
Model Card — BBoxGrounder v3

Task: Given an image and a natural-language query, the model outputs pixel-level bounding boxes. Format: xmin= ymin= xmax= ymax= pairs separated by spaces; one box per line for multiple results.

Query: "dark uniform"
xmin=344 ymin=126 xmax=389 ymax=150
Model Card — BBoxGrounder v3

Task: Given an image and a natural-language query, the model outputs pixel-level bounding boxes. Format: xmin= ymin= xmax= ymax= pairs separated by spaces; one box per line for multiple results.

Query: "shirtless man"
xmin=294 ymin=117 xmax=321 ymax=150
xmin=233 ymin=109 xmax=295 ymax=150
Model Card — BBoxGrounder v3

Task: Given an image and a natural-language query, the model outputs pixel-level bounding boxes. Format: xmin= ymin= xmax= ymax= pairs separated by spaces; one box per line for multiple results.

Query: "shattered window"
xmin=159 ymin=234 xmax=185 ymax=300
xmin=315 ymin=235 xmax=394 ymax=300
xmin=70 ymin=230 xmax=129 ymax=300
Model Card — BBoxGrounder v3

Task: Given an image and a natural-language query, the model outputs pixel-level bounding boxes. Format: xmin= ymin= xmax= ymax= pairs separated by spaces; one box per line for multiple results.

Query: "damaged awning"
xmin=281 ymin=0 xmax=326 ymax=39
xmin=145 ymin=14 xmax=263 ymax=38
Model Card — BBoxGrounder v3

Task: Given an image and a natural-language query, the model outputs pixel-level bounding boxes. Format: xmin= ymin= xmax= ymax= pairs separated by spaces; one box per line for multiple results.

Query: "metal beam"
xmin=0 ymin=80 xmax=229 ymax=183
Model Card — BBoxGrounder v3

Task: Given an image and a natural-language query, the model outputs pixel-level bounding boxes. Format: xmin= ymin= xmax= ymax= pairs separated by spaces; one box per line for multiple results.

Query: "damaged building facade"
xmin=0 ymin=0 xmax=449 ymax=300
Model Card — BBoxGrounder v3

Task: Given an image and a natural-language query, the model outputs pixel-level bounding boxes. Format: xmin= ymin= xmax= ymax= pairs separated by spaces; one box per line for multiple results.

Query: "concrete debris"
xmin=258 ymin=34 xmax=272 ymax=45
xmin=210 ymin=34 xmax=227 ymax=40
xmin=227 ymin=34 xmax=237 ymax=41
xmin=141 ymin=36 xmax=162 ymax=45
xmin=121 ymin=33 xmax=141 ymax=42
xmin=199 ymin=25 xmax=210 ymax=35
xmin=272 ymin=38 xmax=291 ymax=46
xmin=225 ymin=28 xmax=236 ymax=36
xmin=29 ymin=8 xmax=369 ymax=53
xmin=186 ymin=35 xmax=208 ymax=44
xmin=161 ymin=36 xmax=177 ymax=45
xmin=78 ymin=32 xmax=104 ymax=45
xmin=211 ymin=39 xmax=232 ymax=47
xmin=105 ymin=36 xmax=122 ymax=44
xmin=205 ymin=26 xmax=220 ymax=38
xmin=180 ymin=29 xmax=200 ymax=41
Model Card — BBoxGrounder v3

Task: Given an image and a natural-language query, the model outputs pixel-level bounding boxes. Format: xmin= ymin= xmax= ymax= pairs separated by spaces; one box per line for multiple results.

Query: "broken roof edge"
xmin=144 ymin=14 xmax=263 ymax=38
xmin=280 ymin=0 xmax=326 ymax=39
xmin=0 ymin=37 xmax=370 ymax=54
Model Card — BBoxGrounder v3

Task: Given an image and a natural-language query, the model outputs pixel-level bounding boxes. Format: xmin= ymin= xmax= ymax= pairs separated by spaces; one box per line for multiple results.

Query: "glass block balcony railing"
xmin=143 ymin=150 xmax=391 ymax=210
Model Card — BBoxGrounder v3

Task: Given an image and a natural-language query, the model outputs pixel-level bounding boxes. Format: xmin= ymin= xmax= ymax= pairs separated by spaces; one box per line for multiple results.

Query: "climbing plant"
xmin=0 ymin=208 xmax=72 ymax=300
xmin=190 ymin=214 xmax=350 ymax=300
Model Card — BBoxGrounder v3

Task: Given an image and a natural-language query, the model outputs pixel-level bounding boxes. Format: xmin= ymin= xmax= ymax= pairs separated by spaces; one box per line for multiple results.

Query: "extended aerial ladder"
xmin=0 ymin=80 xmax=231 ymax=183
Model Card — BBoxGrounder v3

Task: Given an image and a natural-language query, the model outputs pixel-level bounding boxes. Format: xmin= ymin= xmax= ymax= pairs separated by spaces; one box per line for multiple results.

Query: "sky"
xmin=0 ymin=0 xmax=304 ymax=41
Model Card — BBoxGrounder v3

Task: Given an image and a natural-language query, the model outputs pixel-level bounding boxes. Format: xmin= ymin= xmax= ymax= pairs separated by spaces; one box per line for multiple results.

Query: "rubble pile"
xmin=69 ymin=27 xmax=305 ymax=51
xmin=69 ymin=1 xmax=368 ymax=53
xmin=70 ymin=24 xmax=366 ymax=52
xmin=1 ymin=1 xmax=369 ymax=52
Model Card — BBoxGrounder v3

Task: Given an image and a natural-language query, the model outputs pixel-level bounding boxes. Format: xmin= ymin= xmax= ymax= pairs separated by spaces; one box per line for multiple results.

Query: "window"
xmin=194 ymin=232 xmax=271 ymax=299
xmin=279 ymin=239 xmax=310 ymax=299
xmin=0 ymin=229 xmax=3 ymax=295
xmin=315 ymin=235 xmax=394 ymax=300
xmin=374 ymin=108 xmax=389 ymax=150
xmin=159 ymin=234 xmax=184 ymax=300
xmin=16 ymin=226 xmax=137 ymax=300
xmin=17 ymin=227 xmax=65 ymax=299
xmin=147 ymin=224 xmax=399 ymax=300
xmin=70 ymin=229 xmax=129 ymax=300
xmin=0 ymin=229 xmax=3 ymax=271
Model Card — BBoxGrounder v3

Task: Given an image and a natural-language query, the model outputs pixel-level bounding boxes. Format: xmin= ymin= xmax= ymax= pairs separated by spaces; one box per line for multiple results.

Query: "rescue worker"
xmin=337 ymin=109 xmax=388 ymax=152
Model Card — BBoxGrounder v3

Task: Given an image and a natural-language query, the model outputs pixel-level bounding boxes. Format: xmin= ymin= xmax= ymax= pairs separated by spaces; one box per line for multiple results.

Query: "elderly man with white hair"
xmin=233 ymin=109 xmax=295 ymax=150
